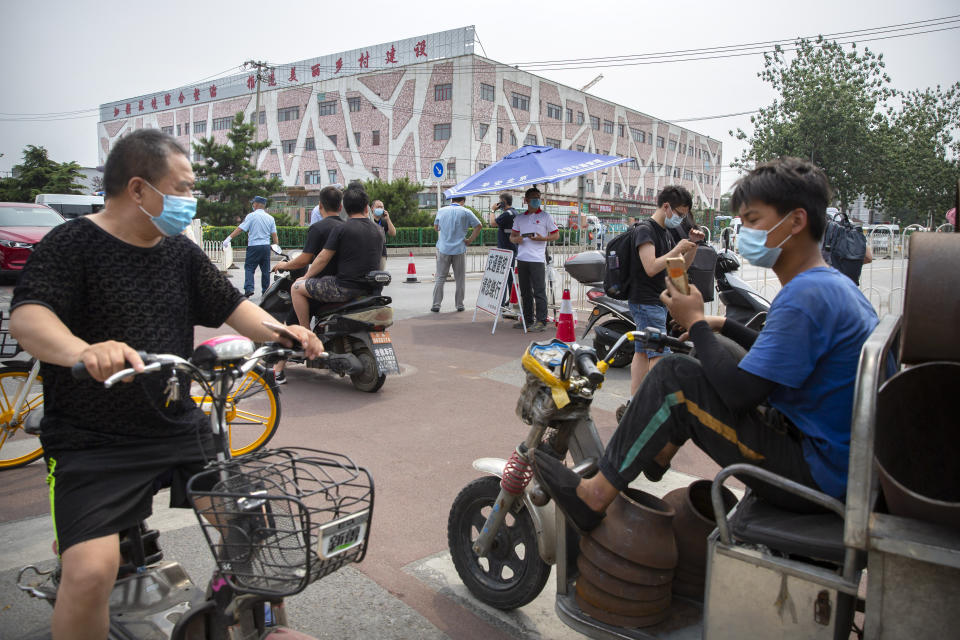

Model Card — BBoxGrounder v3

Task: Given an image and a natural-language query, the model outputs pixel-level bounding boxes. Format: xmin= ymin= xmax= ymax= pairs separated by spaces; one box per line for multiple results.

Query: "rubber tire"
xmin=593 ymin=319 xmax=634 ymax=368
xmin=350 ymin=346 xmax=386 ymax=393
xmin=0 ymin=363 xmax=44 ymax=470
xmin=447 ymin=476 xmax=551 ymax=610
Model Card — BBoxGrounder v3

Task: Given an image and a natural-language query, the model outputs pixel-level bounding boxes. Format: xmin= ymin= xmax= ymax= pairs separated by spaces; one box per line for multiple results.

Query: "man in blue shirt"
xmin=224 ymin=195 xmax=279 ymax=298
xmin=432 ymin=196 xmax=481 ymax=312
xmin=534 ymin=157 xmax=880 ymax=531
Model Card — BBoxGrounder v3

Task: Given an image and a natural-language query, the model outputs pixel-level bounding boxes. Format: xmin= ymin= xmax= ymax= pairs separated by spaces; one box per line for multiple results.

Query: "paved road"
xmin=0 ymin=252 xmax=904 ymax=638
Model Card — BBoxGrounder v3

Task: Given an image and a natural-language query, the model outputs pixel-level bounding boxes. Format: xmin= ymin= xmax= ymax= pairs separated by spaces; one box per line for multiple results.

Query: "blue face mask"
xmin=140 ymin=181 xmax=197 ymax=236
xmin=373 ymin=208 xmax=384 ymax=218
xmin=528 ymin=198 xmax=541 ymax=210
xmin=738 ymin=212 xmax=793 ymax=268
xmin=665 ymin=212 xmax=684 ymax=229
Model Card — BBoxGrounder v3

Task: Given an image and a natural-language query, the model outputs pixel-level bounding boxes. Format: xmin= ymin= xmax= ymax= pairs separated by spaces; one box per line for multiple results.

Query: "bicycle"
xmin=18 ymin=335 xmax=374 ymax=639
xmin=0 ymin=314 xmax=282 ymax=469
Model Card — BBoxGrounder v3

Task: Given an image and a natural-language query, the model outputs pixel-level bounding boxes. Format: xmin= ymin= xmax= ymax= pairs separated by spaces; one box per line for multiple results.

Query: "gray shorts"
xmin=304 ymin=275 xmax=362 ymax=303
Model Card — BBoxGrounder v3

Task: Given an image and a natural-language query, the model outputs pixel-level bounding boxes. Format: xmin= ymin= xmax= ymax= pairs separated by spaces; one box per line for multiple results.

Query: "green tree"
xmin=870 ymin=83 xmax=960 ymax=226
xmin=191 ymin=113 xmax=283 ymax=226
xmin=731 ymin=37 xmax=894 ymax=211
xmin=361 ymin=177 xmax=424 ymax=225
xmin=0 ymin=145 xmax=85 ymax=202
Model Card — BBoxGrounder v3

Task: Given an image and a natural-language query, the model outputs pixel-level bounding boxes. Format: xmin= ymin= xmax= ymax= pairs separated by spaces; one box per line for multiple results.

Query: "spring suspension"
xmin=501 ymin=447 xmax=534 ymax=495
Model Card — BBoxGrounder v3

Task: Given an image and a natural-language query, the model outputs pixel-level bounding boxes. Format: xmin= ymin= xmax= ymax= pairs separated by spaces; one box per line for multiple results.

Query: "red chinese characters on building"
xmin=178 ymin=92 xmax=185 ymax=104
xmin=311 ymin=63 xmax=321 ymax=77
xmin=164 ymin=94 xmax=171 ymax=106
xmin=289 ymin=67 xmax=297 ymax=82
xmin=193 ymin=87 xmax=200 ymax=101
xmin=151 ymin=97 xmax=158 ymax=110
xmin=385 ymin=45 xmax=397 ymax=64
xmin=414 ymin=39 xmax=427 ymax=57
xmin=247 ymin=74 xmax=256 ymax=90
xmin=209 ymin=85 xmax=217 ymax=98
xmin=113 ymin=107 xmax=120 ymax=117
xmin=335 ymin=58 xmax=343 ymax=73
xmin=125 ymin=103 xmax=131 ymax=114
xmin=267 ymin=71 xmax=276 ymax=87
xmin=138 ymin=100 xmax=144 ymax=111
xmin=358 ymin=52 xmax=369 ymax=69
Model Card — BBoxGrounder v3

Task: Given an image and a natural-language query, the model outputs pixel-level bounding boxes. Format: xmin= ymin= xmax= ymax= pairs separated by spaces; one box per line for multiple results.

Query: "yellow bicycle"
xmin=0 ymin=360 xmax=281 ymax=470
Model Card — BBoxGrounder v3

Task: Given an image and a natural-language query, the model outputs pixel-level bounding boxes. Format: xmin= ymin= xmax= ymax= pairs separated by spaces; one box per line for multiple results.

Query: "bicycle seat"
xmin=310 ymin=295 xmax=392 ymax=318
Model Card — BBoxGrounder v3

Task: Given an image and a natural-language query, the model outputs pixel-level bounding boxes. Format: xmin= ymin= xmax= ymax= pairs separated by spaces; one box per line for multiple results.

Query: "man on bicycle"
xmin=9 ymin=129 xmax=322 ymax=640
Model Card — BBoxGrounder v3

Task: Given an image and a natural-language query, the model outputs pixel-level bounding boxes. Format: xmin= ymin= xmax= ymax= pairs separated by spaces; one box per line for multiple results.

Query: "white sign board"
xmin=473 ymin=249 xmax=514 ymax=332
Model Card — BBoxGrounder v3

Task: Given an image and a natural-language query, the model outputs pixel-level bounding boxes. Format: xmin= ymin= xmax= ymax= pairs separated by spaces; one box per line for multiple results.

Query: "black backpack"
xmin=603 ymin=222 xmax=645 ymax=300
xmin=823 ymin=213 xmax=867 ymax=284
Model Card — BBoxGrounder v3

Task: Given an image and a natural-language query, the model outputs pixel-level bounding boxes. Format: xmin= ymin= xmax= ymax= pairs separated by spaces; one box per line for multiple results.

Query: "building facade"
xmin=98 ymin=27 xmax=721 ymax=220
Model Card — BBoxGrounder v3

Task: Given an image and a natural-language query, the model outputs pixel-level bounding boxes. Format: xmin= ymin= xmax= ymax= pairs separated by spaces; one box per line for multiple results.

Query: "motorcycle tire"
xmin=447 ymin=476 xmax=551 ymax=610
xmin=350 ymin=345 xmax=386 ymax=393
xmin=592 ymin=319 xmax=633 ymax=369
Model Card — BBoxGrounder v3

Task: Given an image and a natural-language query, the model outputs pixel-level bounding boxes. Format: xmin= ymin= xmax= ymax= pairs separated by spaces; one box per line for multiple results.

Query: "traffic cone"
xmin=509 ymin=270 xmax=519 ymax=304
xmin=556 ymin=289 xmax=576 ymax=343
xmin=404 ymin=251 xmax=420 ymax=283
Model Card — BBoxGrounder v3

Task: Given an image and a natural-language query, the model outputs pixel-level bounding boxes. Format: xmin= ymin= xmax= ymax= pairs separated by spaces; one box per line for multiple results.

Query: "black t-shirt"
xmin=495 ymin=207 xmax=518 ymax=252
xmin=10 ymin=218 xmax=245 ymax=451
xmin=374 ymin=216 xmax=389 ymax=257
xmin=304 ymin=216 xmax=342 ymax=277
xmin=323 ymin=217 xmax=384 ymax=290
xmin=629 ymin=220 xmax=676 ymax=305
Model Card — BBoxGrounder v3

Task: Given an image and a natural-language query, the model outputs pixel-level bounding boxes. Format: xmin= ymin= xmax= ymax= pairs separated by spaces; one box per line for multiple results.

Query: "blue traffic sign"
xmin=432 ymin=161 xmax=444 ymax=178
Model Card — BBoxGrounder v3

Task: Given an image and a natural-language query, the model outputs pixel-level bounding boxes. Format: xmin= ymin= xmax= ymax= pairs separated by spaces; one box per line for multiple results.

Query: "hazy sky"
xmin=1 ymin=0 xmax=957 ymax=192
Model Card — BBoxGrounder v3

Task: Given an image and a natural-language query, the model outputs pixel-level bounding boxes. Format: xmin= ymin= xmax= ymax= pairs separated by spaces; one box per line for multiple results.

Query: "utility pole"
xmin=243 ymin=60 xmax=271 ymax=143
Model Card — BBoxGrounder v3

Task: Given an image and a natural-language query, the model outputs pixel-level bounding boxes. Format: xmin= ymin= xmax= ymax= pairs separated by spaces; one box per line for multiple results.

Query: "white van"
xmin=34 ymin=194 xmax=105 ymax=219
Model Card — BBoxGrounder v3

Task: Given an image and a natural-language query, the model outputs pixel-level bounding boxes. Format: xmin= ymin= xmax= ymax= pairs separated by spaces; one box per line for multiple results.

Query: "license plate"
xmin=318 ymin=510 xmax=369 ymax=559
xmin=369 ymin=331 xmax=392 ymax=344
xmin=369 ymin=332 xmax=400 ymax=374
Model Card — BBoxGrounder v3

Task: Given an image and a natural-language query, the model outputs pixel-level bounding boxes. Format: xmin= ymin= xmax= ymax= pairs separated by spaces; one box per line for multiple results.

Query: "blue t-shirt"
xmin=739 ymin=267 xmax=878 ymax=499
xmin=435 ymin=203 xmax=480 ymax=255
xmin=238 ymin=210 xmax=277 ymax=246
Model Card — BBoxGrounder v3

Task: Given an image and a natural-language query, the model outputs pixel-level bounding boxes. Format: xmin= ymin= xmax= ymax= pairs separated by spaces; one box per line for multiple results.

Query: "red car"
xmin=0 ymin=202 xmax=66 ymax=276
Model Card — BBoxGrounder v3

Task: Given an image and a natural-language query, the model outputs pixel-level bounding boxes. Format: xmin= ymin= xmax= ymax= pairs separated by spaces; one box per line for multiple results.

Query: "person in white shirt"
xmin=509 ymin=187 xmax=559 ymax=331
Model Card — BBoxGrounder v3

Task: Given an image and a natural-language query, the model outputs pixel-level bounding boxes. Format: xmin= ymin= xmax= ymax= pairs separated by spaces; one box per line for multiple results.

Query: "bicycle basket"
xmin=0 ymin=312 xmax=22 ymax=358
xmin=186 ymin=447 xmax=374 ymax=597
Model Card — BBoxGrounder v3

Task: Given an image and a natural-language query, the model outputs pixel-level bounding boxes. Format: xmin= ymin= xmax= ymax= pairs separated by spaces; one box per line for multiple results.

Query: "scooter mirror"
xmin=270 ymin=243 xmax=282 ymax=255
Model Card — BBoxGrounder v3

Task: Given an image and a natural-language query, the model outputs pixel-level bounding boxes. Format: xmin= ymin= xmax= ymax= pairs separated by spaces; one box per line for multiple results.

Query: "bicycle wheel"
xmin=192 ymin=365 xmax=281 ymax=457
xmin=0 ymin=363 xmax=45 ymax=470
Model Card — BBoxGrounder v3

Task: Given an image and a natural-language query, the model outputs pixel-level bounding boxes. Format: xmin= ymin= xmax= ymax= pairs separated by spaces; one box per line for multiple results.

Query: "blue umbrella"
xmin=444 ymin=145 xmax=632 ymax=198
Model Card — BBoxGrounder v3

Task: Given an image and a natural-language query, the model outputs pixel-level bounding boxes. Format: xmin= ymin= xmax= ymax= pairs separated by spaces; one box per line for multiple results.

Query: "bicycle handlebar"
xmin=602 ymin=328 xmax=693 ymax=367
xmin=574 ymin=349 xmax=604 ymax=385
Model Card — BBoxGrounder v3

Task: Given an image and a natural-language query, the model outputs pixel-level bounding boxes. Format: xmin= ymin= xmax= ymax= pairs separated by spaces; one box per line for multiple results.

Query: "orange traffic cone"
xmin=404 ymin=251 xmax=420 ymax=283
xmin=509 ymin=268 xmax=519 ymax=304
xmin=556 ymin=289 xmax=576 ymax=343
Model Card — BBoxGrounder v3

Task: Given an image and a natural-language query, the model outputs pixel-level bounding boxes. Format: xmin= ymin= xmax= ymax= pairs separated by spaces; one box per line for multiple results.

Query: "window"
xmin=603 ymin=120 xmax=614 ymax=134
xmin=590 ymin=116 xmax=600 ymax=130
xmin=282 ymin=139 xmax=296 ymax=153
xmin=434 ymin=123 xmax=452 ymax=141
xmin=524 ymin=133 xmax=537 ymax=145
xmin=318 ymin=100 xmax=337 ymax=116
xmin=249 ymin=111 xmax=265 ymax=124
xmin=576 ymin=144 xmax=585 ymax=152
xmin=435 ymin=83 xmax=452 ymax=101
xmin=497 ymin=127 xmax=503 ymax=143
xmin=304 ymin=137 xmax=316 ymax=151
xmin=193 ymin=121 xmax=206 ymax=134
xmin=305 ymin=170 xmax=322 ymax=185
xmin=448 ymin=160 xmax=457 ymax=181
xmin=566 ymin=108 xmax=573 ymax=123
xmin=348 ymin=97 xmax=361 ymax=112
xmin=176 ymin=124 xmax=181 ymax=136
xmin=372 ymin=130 xmax=380 ymax=145
xmin=212 ymin=116 xmax=232 ymax=131
xmin=614 ymin=184 xmax=621 ymax=197
xmin=618 ymin=124 xmax=625 ymax=137
xmin=656 ymin=136 xmax=665 ymax=148
xmin=603 ymin=182 xmax=611 ymax=194
xmin=161 ymin=126 xmax=173 ymax=135
xmin=697 ymin=148 xmax=702 ymax=158
xmin=680 ymin=144 xmax=686 ymax=154
xmin=478 ymin=162 xmax=489 ymax=171
xmin=585 ymin=179 xmax=594 ymax=192
xmin=271 ymin=172 xmax=280 ymax=180
xmin=577 ymin=111 xmax=584 ymax=125
xmin=327 ymin=169 xmax=337 ymax=184
xmin=668 ymin=139 xmax=677 ymax=151
xmin=278 ymin=106 xmax=299 ymax=122
xmin=418 ymin=192 xmax=438 ymax=209
xmin=688 ymin=146 xmax=694 ymax=156
xmin=270 ymin=148 xmax=277 ymax=155
xmin=510 ymin=131 xmax=517 ymax=146
xmin=684 ymin=170 xmax=694 ymax=180
xmin=480 ymin=83 xmax=495 ymax=102
xmin=546 ymin=103 xmax=562 ymax=119
xmin=673 ymin=167 xmax=681 ymax=178
xmin=631 ymin=128 xmax=644 ymax=143
xmin=192 ymin=151 xmax=203 ymax=162
xmin=478 ymin=123 xmax=489 ymax=139
xmin=354 ymin=131 xmax=361 ymax=146
xmin=665 ymin=164 xmax=672 ymax=176
xmin=545 ymin=137 xmax=561 ymax=148
xmin=511 ymin=92 xmax=530 ymax=111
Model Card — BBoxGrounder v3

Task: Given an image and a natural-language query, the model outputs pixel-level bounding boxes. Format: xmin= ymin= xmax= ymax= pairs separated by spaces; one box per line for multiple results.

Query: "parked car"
xmin=0 ymin=203 xmax=66 ymax=276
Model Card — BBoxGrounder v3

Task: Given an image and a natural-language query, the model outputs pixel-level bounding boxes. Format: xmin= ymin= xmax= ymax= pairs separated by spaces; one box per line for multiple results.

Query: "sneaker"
xmin=274 ymin=370 xmax=287 ymax=385
xmin=244 ymin=291 xmax=255 ymax=298
xmin=457 ymin=306 xmax=465 ymax=312
xmin=530 ymin=321 xmax=548 ymax=332
xmin=501 ymin=306 xmax=518 ymax=319
xmin=430 ymin=306 xmax=440 ymax=313
xmin=512 ymin=320 xmax=527 ymax=329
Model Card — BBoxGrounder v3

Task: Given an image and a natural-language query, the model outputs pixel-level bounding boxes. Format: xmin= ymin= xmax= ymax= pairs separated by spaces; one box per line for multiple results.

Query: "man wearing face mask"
xmin=626 ymin=186 xmax=700 ymax=397
xmin=533 ymin=157 xmax=880 ymax=536
xmin=509 ymin=187 xmax=560 ymax=331
xmin=9 ymin=129 xmax=322 ymax=640
xmin=223 ymin=195 xmax=279 ymax=298
xmin=371 ymin=199 xmax=396 ymax=269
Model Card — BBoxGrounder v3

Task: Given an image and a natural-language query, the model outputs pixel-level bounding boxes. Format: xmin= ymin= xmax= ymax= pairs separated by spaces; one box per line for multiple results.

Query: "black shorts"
xmin=44 ymin=431 xmax=217 ymax=553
